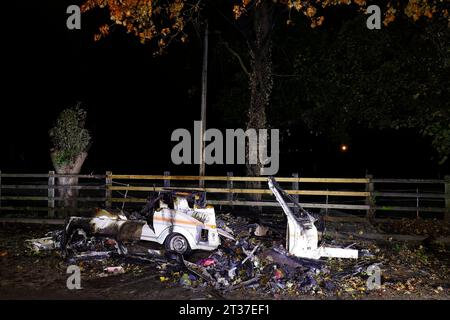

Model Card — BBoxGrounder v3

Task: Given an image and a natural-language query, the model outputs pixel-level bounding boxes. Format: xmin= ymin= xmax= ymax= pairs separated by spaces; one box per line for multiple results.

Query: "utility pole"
xmin=199 ymin=21 xmax=208 ymax=188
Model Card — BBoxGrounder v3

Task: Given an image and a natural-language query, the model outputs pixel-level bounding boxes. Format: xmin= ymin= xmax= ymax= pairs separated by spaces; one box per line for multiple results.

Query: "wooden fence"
xmin=0 ymin=171 xmax=449 ymax=221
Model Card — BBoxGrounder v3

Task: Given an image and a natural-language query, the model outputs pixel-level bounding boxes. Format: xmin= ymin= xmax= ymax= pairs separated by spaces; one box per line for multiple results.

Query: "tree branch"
xmin=219 ymin=41 xmax=250 ymax=77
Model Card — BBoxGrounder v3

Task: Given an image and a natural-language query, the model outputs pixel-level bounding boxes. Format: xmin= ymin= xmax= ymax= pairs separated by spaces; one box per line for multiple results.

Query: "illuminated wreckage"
xmin=268 ymin=177 xmax=358 ymax=259
xmin=37 ymin=180 xmax=357 ymax=260
xmin=61 ymin=190 xmax=233 ymax=256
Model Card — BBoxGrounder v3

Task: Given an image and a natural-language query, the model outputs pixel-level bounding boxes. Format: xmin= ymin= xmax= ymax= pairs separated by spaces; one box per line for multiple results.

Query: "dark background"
xmin=0 ymin=1 xmax=448 ymax=178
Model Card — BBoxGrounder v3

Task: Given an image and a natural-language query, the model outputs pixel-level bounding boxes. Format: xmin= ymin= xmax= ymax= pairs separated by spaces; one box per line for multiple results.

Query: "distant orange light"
xmin=340 ymin=144 xmax=348 ymax=152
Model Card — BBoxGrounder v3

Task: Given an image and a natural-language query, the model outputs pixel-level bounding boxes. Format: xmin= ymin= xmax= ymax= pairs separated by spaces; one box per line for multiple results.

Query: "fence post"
xmin=416 ymin=188 xmax=420 ymax=219
xmin=227 ymin=172 xmax=234 ymax=204
xmin=48 ymin=171 xmax=55 ymax=217
xmin=365 ymin=174 xmax=375 ymax=220
xmin=164 ymin=171 xmax=171 ymax=188
xmin=292 ymin=173 xmax=299 ymax=214
xmin=0 ymin=170 xmax=2 ymax=210
xmin=105 ymin=171 xmax=112 ymax=209
xmin=445 ymin=176 xmax=450 ymax=222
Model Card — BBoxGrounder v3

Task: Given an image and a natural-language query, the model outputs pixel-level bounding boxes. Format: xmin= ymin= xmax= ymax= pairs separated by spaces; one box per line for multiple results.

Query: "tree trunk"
xmin=51 ymin=152 xmax=87 ymax=214
xmin=246 ymin=1 xmax=273 ymax=207
xmin=246 ymin=0 xmax=273 ymax=177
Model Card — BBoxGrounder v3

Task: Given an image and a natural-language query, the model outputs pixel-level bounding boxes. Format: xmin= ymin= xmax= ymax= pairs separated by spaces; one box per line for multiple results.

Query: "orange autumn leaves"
xmin=82 ymin=0 xmax=197 ymax=53
xmin=82 ymin=0 xmax=450 ymax=50
xmin=404 ymin=0 xmax=440 ymax=21
xmin=387 ymin=0 xmax=449 ymax=26
xmin=234 ymin=0 xmax=448 ymax=28
xmin=234 ymin=0 xmax=326 ymax=27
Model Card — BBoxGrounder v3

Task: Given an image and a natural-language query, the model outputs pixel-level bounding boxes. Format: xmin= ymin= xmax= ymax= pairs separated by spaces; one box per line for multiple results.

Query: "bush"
xmin=49 ymin=103 xmax=91 ymax=166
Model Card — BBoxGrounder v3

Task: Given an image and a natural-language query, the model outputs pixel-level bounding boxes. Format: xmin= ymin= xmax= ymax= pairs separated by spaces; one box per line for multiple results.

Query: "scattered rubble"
xmin=254 ymin=224 xmax=269 ymax=237
xmin=8 ymin=215 xmax=448 ymax=299
xmin=25 ymin=237 xmax=57 ymax=252
xmin=104 ymin=266 xmax=125 ymax=274
xmin=24 ymin=209 xmax=377 ymax=297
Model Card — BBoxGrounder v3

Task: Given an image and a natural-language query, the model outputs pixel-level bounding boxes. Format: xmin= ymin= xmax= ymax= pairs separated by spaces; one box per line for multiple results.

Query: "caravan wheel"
xmin=165 ymin=233 xmax=191 ymax=255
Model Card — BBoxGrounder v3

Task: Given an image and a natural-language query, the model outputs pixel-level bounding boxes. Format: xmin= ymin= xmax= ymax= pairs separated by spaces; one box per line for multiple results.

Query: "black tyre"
xmin=164 ymin=233 xmax=191 ymax=255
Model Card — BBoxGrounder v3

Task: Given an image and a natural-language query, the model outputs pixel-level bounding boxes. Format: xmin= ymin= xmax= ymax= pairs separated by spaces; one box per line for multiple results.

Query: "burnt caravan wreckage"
xmin=24 ymin=180 xmax=368 ymax=295
xmin=60 ymin=180 xmax=358 ymax=260
xmin=268 ymin=177 xmax=358 ymax=259
xmin=61 ymin=190 xmax=233 ymax=257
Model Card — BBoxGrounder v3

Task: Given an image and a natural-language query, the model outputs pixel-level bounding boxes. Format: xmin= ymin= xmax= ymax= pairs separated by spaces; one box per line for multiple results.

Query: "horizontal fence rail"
xmin=110 ymin=175 xmax=370 ymax=183
xmin=0 ymin=171 xmax=449 ymax=221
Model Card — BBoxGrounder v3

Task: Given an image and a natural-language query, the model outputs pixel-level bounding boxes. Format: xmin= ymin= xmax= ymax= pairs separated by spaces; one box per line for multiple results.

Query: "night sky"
xmin=1 ymin=1 xmax=448 ymax=178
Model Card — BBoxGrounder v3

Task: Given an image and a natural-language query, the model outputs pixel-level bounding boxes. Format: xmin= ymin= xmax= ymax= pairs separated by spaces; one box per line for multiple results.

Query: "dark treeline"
xmin=0 ymin=1 xmax=448 ymax=178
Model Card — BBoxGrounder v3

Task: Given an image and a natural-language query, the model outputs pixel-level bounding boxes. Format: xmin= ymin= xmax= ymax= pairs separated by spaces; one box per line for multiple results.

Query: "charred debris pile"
xmin=25 ymin=188 xmax=379 ymax=297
